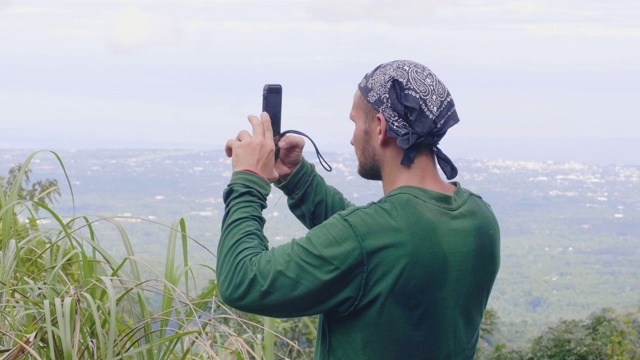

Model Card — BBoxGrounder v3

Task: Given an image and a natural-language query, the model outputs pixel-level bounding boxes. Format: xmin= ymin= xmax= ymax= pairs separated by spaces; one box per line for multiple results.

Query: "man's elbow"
xmin=217 ymin=273 xmax=254 ymax=311
xmin=219 ymin=286 xmax=264 ymax=316
xmin=216 ymin=258 xmax=263 ymax=313
xmin=218 ymin=280 xmax=241 ymax=308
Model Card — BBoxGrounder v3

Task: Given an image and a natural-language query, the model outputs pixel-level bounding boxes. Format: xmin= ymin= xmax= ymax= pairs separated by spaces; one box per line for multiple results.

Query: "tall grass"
xmin=0 ymin=151 xmax=305 ymax=359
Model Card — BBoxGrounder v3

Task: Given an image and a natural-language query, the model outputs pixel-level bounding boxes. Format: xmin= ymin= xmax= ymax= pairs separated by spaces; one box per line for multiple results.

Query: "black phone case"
xmin=262 ymin=84 xmax=282 ymax=136
xmin=262 ymin=84 xmax=282 ymax=159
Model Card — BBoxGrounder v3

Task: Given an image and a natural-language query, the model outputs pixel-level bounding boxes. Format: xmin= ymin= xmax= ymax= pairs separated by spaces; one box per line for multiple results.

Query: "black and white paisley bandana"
xmin=358 ymin=60 xmax=460 ymax=180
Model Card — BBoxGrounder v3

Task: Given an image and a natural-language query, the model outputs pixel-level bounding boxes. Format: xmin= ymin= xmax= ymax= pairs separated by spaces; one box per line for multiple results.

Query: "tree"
xmin=527 ymin=307 xmax=640 ymax=359
xmin=1 ymin=162 xmax=82 ymax=286
xmin=1 ymin=163 xmax=62 ymax=244
xmin=476 ymin=307 xmax=640 ymax=359
xmin=477 ymin=308 xmax=528 ymax=359
xmin=4 ymin=163 xmax=61 ymax=209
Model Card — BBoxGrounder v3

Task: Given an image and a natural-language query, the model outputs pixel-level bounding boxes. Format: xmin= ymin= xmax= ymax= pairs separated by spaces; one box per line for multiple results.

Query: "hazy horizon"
xmin=0 ymin=136 xmax=637 ymax=167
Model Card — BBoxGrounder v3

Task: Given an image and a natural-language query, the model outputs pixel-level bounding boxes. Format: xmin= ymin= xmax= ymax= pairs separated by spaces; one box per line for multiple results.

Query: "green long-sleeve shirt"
xmin=218 ymin=159 xmax=500 ymax=359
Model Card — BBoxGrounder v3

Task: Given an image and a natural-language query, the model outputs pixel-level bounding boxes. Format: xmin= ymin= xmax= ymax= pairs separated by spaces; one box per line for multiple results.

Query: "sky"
xmin=1 ymin=0 xmax=639 ymax=164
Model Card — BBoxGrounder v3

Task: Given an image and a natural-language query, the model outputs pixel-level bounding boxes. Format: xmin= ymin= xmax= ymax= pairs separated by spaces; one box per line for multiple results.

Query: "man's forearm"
xmin=217 ymin=171 xmax=271 ymax=309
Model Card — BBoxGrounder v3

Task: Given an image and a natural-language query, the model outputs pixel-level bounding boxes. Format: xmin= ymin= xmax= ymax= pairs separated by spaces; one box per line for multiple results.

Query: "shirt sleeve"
xmin=217 ymin=170 xmax=366 ymax=318
xmin=275 ymin=158 xmax=355 ymax=229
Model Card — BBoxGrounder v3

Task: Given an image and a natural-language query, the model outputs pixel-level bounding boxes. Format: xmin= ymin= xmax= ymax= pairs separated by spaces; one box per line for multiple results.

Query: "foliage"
xmin=479 ymin=307 xmax=640 ymax=359
xmin=3 ymin=163 xmax=61 ymax=210
xmin=477 ymin=308 xmax=505 ymax=357
xmin=526 ymin=307 xmax=640 ymax=359
xmin=0 ymin=160 xmax=81 ymax=285
xmin=199 ymin=279 xmax=318 ymax=358
xmin=0 ymin=152 xmax=301 ymax=359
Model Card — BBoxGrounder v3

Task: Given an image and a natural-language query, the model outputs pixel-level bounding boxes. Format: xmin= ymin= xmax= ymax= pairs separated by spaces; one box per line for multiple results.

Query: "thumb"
xmin=267 ymin=168 xmax=279 ymax=183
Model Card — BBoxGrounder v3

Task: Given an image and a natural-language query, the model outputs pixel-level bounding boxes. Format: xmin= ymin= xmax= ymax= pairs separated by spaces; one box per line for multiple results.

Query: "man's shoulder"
xmin=334 ymin=191 xmax=419 ymax=226
xmin=336 ymin=184 xmax=494 ymax=223
xmin=337 ymin=199 xmax=383 ymax=218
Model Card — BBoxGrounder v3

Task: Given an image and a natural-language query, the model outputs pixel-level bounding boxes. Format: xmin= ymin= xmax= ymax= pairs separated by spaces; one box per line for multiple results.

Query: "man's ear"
xmin=375 ymin=113 xmax=388 ymax=145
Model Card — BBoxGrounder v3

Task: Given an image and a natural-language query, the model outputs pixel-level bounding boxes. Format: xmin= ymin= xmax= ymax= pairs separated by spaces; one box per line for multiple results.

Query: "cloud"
xmin=53 ymin=28 xmax=106 ymax=39
xmin=190 ymin=0 xmax=307 ymax=3
xmin=8 ymin=6 xmax=69 ymax=14
xmin=219 ymin=20 xmax=375 ymax=33
xmin=306 ymin=0 xmax=454 ymax=22
xmin=107 ymin=6 xmax=184 ymax=54
xmin=0 ymin=0 xmax=12 ymax=11
xmin=519 ymin=23 xmax=640 ymax=38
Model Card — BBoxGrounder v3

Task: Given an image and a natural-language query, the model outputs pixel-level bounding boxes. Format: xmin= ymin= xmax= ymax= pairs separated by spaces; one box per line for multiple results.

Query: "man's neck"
xmin=380 ymin=152 xmax=456 ymax=196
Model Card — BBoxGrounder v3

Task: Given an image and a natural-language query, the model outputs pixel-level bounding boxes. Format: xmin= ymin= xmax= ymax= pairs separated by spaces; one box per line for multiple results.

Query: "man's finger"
xmin=247 ymin=114 xmax=263 ymax=138
xmin=236 ymin=130 xmax=251 ymax=141
xmin=225 ymin=139 xmax=237 ymax=157
xmin=279 ymin=134 xmax=305 ymax=150
xmin=261 ymin=112 xmax=273 ymax=139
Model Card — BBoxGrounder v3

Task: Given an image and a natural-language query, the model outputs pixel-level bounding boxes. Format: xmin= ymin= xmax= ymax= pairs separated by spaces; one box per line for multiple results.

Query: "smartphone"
xmin=262 ymin=84 xmax=282 ymax=158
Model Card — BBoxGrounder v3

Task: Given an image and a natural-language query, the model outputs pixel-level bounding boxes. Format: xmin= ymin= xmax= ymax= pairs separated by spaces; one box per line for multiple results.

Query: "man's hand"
xmin=225 ymin=112 xmax=279 ymax=183
xmin=275 ymin=135 xmax=305 ymax=182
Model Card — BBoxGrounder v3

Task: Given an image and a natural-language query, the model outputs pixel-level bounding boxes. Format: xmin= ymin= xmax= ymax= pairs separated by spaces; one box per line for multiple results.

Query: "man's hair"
xmin=357 ymin=92 xmax=378 ymax=125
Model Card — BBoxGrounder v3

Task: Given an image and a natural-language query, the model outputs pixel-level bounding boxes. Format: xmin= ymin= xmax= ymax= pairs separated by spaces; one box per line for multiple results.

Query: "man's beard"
xmin=356 ymin=129 xmax=382 ymax=181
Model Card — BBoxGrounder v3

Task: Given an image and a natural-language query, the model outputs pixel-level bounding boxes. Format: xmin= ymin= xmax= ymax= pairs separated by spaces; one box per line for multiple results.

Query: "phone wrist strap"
xmin=280 ymin=130 xmax=332 ymax=172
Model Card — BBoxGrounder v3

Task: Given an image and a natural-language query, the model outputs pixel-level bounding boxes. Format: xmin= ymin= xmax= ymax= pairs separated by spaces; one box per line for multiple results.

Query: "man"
xmin=218 ymin=60 xmax=500 ymax=359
